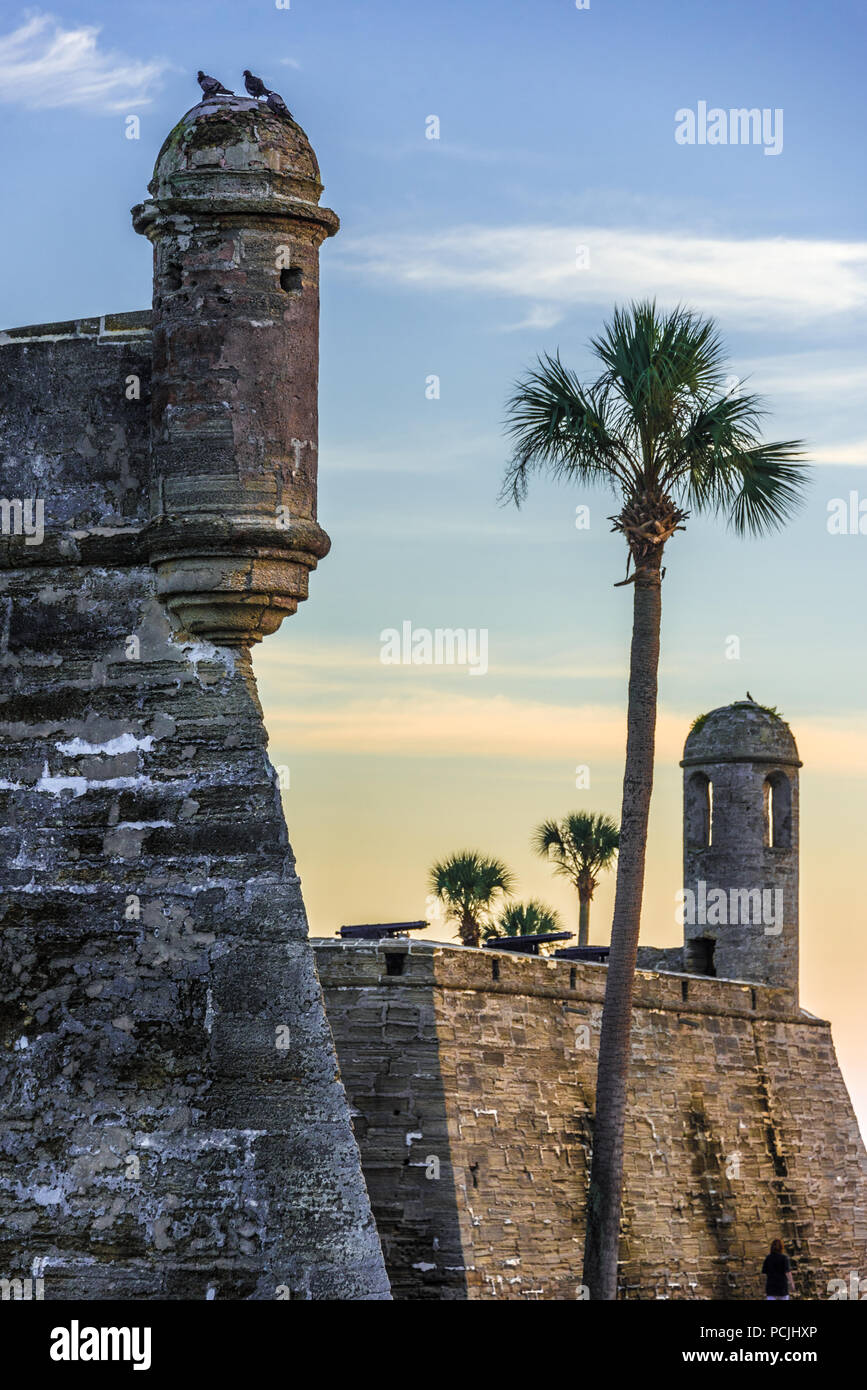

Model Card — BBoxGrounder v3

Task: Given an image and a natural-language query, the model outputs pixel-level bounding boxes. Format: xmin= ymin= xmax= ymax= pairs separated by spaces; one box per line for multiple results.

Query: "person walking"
xmin=762 ymin=1238 xmax=796 ymax=1300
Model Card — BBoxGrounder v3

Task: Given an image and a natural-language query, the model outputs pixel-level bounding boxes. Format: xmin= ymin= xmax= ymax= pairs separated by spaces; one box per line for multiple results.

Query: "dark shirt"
xmin=762 ymin=1252 xmax=791 ymax=1296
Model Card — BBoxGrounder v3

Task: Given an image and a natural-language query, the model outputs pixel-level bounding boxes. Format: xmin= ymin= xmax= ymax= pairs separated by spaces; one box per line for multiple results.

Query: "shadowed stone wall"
xmin=0 ymin=103 xmax=390 ymax=1299
xmin=315 ymin=939 xmax=867 ymax=1301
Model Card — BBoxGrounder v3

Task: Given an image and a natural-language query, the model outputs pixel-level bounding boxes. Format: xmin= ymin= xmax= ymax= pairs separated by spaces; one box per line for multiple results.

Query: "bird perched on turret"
xmin=243 ymin=69 xmax=271 ymax=99
xmin=197 ymin=71 xmax=233 ymax=98
xmin=265 ymin=90 xmax=293 ymax=119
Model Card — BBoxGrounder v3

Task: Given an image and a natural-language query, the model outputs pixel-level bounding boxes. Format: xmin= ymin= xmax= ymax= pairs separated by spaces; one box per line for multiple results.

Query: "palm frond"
xmin=501 ymin=301 xmax=810 ymax=539
xmin=533 ymin=812 xmax=620 ymax=884
xmin=721 ymin=444 xmax=810 ymax=535
xmin=501 ymin=353 xmax=631 ymax=507
xmin=488 ymin=899 xmax=564 ymax=938
xmin=428 ymin=850 xmax=515 ymax=921
xmin=654 ymin=389 xmax=805 ymax=529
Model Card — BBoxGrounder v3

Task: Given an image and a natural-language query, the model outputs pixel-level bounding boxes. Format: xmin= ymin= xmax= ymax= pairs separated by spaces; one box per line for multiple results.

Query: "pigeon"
xmin=243 ymin=70 xmax=271 ymax=99
xmin=197 ymin=71 xmax=233 ymax=98
xmin=265 ymin=90 xmax=293 ymax=119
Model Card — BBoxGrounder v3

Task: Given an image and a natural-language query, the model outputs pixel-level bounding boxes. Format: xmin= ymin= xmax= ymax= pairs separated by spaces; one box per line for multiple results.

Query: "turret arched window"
xmin=686 ymin=772 xmax=712 ymax=848
xmin=765 ymin=771 xmax=792 ymax=848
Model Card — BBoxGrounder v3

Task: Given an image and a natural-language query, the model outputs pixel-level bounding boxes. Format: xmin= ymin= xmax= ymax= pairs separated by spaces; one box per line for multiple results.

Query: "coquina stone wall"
xmin=0 ymin=84 xmax=392 ymax=1304
xmin=0 ymin=313 xmax=387 ymax=1298
xmin=314 ymin=938 xmax=867 ymax=1301
xmin=681 ymin=703 xmax=801 ymax=997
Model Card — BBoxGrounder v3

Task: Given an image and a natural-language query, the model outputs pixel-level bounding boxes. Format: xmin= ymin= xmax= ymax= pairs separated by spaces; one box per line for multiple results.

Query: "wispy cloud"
xmin=256 ymin=648 xmax=867 ymax=772
xmin=256 ymin=642 xmax=630 ymax=688
xmin=737 ymin=353 xmax=867 ymax=399
xmin=812 ymin=439 xmax=867 ymax=467
xmin=337 ymin=225 xmax=867 ymax=329
xmin=501 ymin=304 xmax=565 ymax=334
xmin=265 ymin=692 xmax=651 ymax=759
xmin=0 ymin=13 xmax=169 ymax=112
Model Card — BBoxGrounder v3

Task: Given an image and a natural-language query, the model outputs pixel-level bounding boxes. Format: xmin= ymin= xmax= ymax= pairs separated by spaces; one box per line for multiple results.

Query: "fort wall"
xmin=0 ymin=317 xmax=387 ymax=1293
xmin=314 ymin=938 xmax=867 ymax=1300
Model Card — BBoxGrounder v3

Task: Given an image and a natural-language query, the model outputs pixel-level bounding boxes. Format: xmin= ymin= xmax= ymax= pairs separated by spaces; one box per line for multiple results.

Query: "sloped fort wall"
xmin=0 ymin=125 xmax=389 ymax=1305
xmin=314 ymin=938 xmax=867 ymax=1300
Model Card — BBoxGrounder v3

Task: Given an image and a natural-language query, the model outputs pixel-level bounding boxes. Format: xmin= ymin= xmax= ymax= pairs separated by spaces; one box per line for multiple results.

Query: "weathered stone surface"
xmin=315 ymin=940 xmax=867 ymax=1300
xmin=681 ymin=702 xmax=800 ymax=997
xmin=0 ymin=98 xmax=389 ymax=1301
xmin=132 ymin=96 xmax=337 ymax=647
xmin=635 ymin=945 xmax=684 ymax=972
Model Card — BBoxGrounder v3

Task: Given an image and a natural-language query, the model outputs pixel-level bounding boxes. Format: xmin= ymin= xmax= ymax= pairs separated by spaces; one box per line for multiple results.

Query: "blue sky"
xmin=2 ymin=0 xmax=867 ymax=1127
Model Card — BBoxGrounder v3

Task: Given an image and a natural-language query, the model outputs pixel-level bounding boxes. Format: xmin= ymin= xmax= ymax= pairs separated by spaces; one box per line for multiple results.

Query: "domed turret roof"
xmin=681 ymin=700 xmax=801 ymax=768
xmin=142 ymin=95 xmax=336 ymax=229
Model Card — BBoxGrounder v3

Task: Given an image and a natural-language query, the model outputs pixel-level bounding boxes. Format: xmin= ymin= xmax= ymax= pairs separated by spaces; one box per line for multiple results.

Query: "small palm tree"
xmin=484 ymin=899 xmax=563 ymax=940
xmin=428 ymin=850 xmax=515 ymax=948
xmin=503 ymin=300 xmax=808 ymax=1300
xmin=533 ymin=812 xmax=619 ymax=947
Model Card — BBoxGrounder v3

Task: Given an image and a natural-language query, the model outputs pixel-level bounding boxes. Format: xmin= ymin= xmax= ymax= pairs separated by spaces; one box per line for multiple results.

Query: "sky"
xmin=1 ymin=0 xmax=866 ymax=1131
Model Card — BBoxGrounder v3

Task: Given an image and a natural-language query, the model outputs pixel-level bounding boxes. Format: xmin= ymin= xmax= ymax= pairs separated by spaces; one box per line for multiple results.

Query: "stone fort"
xmin=1 ymin=97 xmax=865 ymax=1300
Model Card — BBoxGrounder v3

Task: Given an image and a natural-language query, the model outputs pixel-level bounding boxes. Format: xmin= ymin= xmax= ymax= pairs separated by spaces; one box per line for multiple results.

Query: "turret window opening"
xmin=686 ymin=772 xmax=712 ymax=849
xmin=765 ymin=771 xmax=792 ymax=849
xmin=686 ymin=937 xmax=716 ymax=977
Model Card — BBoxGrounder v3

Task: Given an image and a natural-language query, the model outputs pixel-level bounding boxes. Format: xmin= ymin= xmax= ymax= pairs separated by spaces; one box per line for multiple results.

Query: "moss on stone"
xmin=690 ymin=701 xmax=786 ymax=738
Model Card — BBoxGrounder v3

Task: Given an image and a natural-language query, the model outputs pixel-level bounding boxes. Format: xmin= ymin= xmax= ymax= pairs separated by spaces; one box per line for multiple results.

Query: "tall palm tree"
xmin=502 ymin=300 xmax=808 ymax=1300
xmin=428 ymin=850 xmax=515 ymax=948
xmin=533 ymin=812 xmax=619 ymax=947
xmin=484 ymin=899 xmax=563 ymax=940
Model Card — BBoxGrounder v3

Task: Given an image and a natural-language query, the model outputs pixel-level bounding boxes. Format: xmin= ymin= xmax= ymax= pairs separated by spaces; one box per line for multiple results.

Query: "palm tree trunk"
xmin=578 ymin=894 xmax=590 ymax=948
xmin=460 ymin=912 xmax=480 ymax=948
xmin=582 ymin=553 xmax=663 ymax=1299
